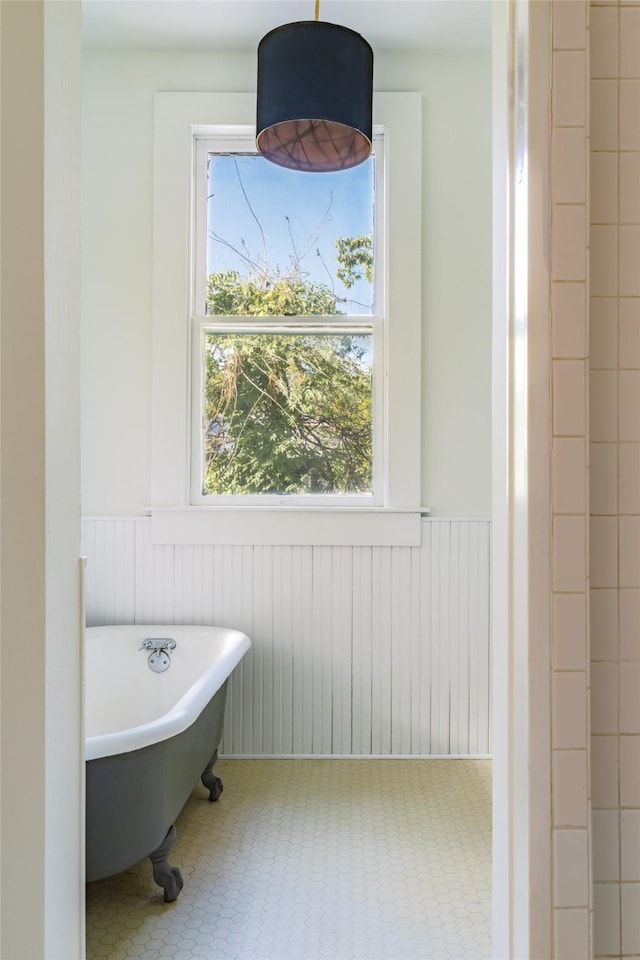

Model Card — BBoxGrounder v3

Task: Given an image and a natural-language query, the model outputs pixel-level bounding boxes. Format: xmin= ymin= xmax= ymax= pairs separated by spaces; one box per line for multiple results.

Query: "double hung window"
xmin=152 ymin=92 xmax=421 ymax=545
xmin=191 ymin=136 xmax=384 ymax=505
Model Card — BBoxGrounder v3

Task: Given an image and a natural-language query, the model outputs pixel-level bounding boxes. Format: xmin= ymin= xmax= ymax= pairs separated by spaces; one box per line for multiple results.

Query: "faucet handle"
xmin=139 ymin=637 xmax=177 ymax=652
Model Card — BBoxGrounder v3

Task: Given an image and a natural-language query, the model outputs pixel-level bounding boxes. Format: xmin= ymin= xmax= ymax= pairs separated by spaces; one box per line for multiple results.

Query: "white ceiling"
xmin=82 ymin=0 xmax=492 ymax=54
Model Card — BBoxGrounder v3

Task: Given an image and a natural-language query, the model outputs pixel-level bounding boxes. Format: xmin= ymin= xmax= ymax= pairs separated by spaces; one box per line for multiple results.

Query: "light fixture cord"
xmin=314 ymin=0 xmax=320 ymax=20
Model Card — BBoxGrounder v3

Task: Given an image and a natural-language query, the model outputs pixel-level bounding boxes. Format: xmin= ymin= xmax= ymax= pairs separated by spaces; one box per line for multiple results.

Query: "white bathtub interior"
xmin=85 ymin=624 xmax=251 ymax=759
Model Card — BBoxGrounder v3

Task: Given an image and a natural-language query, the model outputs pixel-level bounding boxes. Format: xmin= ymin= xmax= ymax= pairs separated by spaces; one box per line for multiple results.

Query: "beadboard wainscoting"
xmin=81 ymin=518 xmax=491 ymax=756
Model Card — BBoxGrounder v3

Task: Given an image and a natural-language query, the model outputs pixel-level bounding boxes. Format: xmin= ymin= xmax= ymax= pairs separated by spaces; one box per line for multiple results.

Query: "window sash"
xmin=193 ymin=134 xmax=384 ymax=322
xmin=191 ymin=315 xmax=379 ymax=331
xmin=190 ymin=317 xmax=384 ymax=506
xmin=151 ymin=91 xmax=421 ymax=530
xmin=191 ymin=130 xmax=385 ymax=505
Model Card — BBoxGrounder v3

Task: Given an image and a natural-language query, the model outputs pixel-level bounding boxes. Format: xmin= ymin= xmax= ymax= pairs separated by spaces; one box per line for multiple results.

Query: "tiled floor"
xmin=86 ymin=759 xmax=491 ymax=960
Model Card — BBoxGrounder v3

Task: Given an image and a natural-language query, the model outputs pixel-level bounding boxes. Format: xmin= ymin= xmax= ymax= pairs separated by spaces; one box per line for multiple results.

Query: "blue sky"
xmin=206 ymin=154 xmax=375 ymax=315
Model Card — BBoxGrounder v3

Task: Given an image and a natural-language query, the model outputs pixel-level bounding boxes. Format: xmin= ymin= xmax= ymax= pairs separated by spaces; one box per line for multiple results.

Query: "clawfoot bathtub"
xmin=85 ymin=624 xmax=250 ymax=901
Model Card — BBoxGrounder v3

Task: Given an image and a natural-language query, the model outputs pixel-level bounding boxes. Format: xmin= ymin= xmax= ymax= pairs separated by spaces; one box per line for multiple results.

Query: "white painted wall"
xmin=83 ymin=517 xmax=491 ymax=756
xmin=81 ymin=48 xmax=492 ymax=518
xmin=1 ymin=8 xmax=47 ymax=953
xmin=1 ymin=2 xmax=83 ymax=957
xmin=44 ymin=3 xmax=85 ymax=955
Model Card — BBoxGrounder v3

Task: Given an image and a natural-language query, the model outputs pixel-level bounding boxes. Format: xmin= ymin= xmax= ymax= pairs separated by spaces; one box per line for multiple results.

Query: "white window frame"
xmin=151 ymin=92 xmax=421 ymax=545
xmin=191 ymin=132 xmax=384 ymax=508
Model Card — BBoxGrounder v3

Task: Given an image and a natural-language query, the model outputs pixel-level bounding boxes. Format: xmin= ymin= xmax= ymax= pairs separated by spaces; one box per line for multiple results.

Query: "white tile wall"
xmin=553 ymin=751 xmax=590 ymax=827
xmin=553 ymin=516 xmax=588 ymax=592
xmin=590 ymin=443 xmax=617 ymax=515
xmin=591 ymin=662 xmax=620 ymax=735
xmin=555 ymin=908 xmax=591 ymax=960
xmin=591 ymin=6 xmax=620 ymax=76
xmin=590 ymin=2 xmax=640 ymax=955
xmin=619 ymin=227 xmax=640 ymax=294
xmin=620 ymin=736 xmax=640 ymax=808
xmin=619 ymin=155 xmax=640 ymax=223
xmin=619 ymin=515 xmax=640 ymax=586
xmin=618 ymin=371 xmax=640 ymax=440
xmin=619 ymin=298 xmax=640 ymax=364
xmin=554 ymin=127 xmax=589 ymax=204
xmin=590 ymin=370 xmax=618 ymax=440
xmin=619 ymin=590 xmax=640 ymax=658
xmin=618 ymin=444 xmax=640 ymax=513
xmin=553 ymin=209 xmax=589 ymax=281
xmin=619 ymin=81 xmax=640 ymax=150
xmin=620 ymin=8 xmax=640 ymax=76
xmin=554 ymin=593 xmax=588 ymax=670
xmin=590 ymin=298 xmax=618 ymax=368
xmin=590 ymin=79 xmax=619 ymax=151
xmin=621 ymin=811 xmax=640 ymax=881
xmin=554 ymin=438 xmax=588 ymax=513
xmin=590 ymin=516 xmax=619 ymax=587
xmin=554 ymin=51 xmax=589 ymax=126
xmin=594 ymin=882 xmax=621 ymax=957
xmin=553 ymin=0 xmax=587 ymax=50
xmin=591 ymin=736 xmax=619 ymax=808
xmin=621 ymin=885 xmax=640 ymax=955
xmin=552 ymin=4 xmax=592 ymax=949
xmin=554 ymin=829 xmax=591 ymax=908
xmin=554 ymin=283 xmax=588 ymax=359
xmin=554 ymin=673 xmax=589 ymax=749
xmin=591 ymin=226 xmax=619 ymax=294
xmin=591 ymin=152 xmax=618 ymax=222
xmin=590 ymin=589 xmax=619 ymax=661
xmin=619 ymin=662 xmax=640 ymax=733
xmin=592 ymin=810 xmax=621 ymax=882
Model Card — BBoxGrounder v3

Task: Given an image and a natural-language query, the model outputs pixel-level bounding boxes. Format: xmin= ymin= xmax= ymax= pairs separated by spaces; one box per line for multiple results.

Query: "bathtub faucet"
xmin=139 ymin=637 xmax=177 ymax=652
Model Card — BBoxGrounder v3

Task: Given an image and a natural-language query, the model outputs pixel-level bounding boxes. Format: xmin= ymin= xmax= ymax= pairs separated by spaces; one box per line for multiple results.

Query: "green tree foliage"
xmin=206 ymin=270 xmax=341 ymax=317
xmin=203 ymin=330 xmax=372 ymax=495
xmin=335 ymin=235 xmax=374 ymax=289
xmin=203 ymin=250 xmax=373 ymax=496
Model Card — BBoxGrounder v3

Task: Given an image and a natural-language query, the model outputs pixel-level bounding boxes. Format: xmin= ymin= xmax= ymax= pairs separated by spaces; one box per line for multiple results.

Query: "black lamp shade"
xmin=256 ymin=21 xmax=373 ymax=173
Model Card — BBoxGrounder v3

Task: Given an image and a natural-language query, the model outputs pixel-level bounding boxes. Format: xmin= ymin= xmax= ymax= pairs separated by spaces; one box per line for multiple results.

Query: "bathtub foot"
xmin=150 ymin=825 xmax=184 ymax=903
xmin=201 ymin=749 xmax=224 ymax=801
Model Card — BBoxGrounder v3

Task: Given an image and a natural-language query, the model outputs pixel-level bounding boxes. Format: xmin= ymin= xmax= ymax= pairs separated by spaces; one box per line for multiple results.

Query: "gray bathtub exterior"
xmin=86 ymin=678 xmax=228 ymax=884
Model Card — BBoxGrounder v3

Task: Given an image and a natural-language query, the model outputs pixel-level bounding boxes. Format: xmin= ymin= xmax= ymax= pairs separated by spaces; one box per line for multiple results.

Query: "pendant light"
xmin=256 ymin=0 xmax=374 ymax=173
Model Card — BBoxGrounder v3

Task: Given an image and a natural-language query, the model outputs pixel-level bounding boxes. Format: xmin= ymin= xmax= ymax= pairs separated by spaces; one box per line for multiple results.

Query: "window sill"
xmin=150 ymin=507 xmax=423 ymax=547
